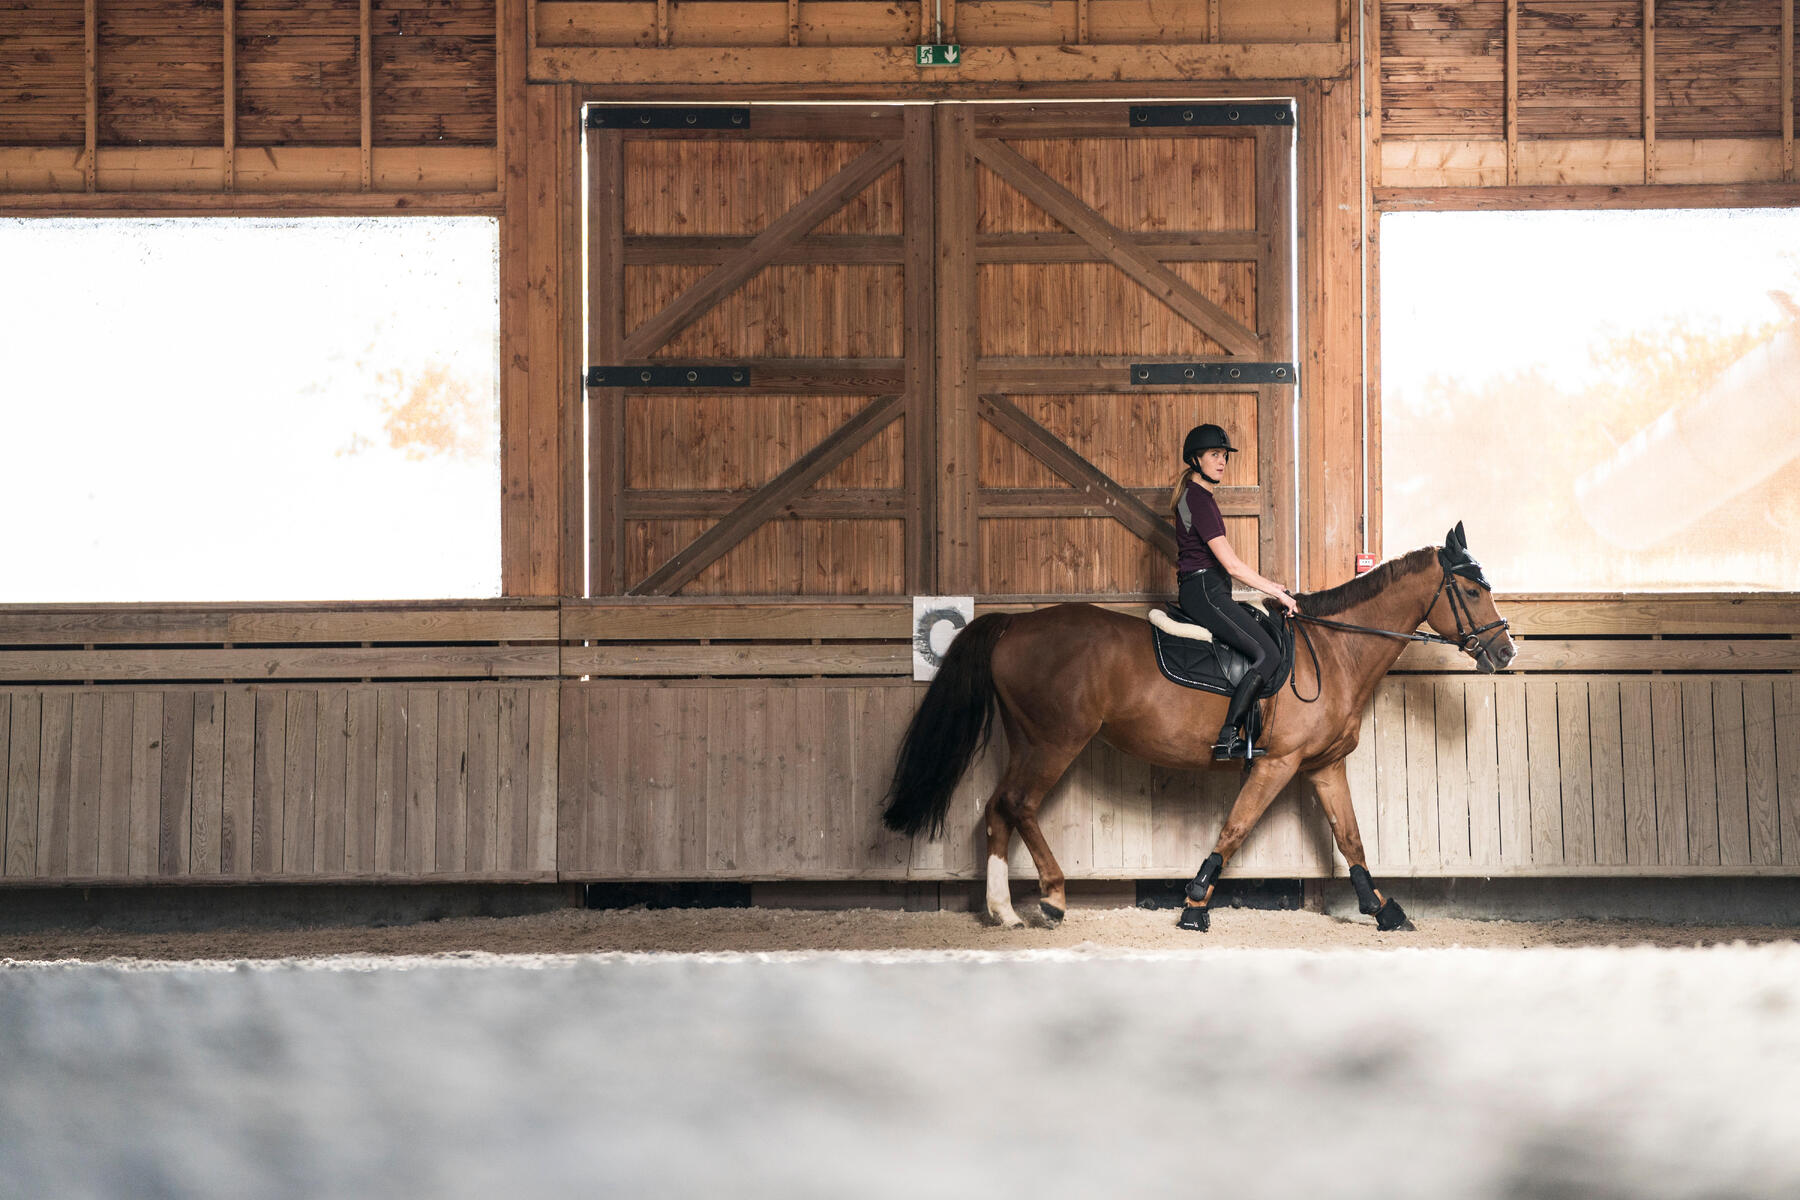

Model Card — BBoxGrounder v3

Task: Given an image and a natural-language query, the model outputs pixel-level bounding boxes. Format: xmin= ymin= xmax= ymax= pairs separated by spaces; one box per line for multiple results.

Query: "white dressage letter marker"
xmin=913 ymin=596 xmax=975 ymax=681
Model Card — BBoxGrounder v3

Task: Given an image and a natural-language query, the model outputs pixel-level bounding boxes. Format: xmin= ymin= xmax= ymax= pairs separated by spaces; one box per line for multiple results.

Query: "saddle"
xmin=1147 ymin=600 xmax=1294 ymax=702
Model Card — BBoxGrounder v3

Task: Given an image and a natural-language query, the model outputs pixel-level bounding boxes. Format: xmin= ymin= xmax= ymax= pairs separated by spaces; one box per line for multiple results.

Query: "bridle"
xmin=1286 ymin=552 xmax=1511 ymax=701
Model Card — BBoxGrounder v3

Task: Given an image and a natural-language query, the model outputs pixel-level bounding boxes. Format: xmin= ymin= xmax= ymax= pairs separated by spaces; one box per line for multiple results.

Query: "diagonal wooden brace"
xmin=628 ymin=392 xmax=909 ymax=595
xmin=622 ymin=139 xmax=905 ymax=360
xmin=978 ymin=392 xmax=1178 ymax=560
xmin=970 ymin=136 xmax=1262 ymax=358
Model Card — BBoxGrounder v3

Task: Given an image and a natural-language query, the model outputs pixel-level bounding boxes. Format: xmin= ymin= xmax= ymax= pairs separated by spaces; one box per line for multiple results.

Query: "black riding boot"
xmin=1212 ymin=671 xmax=1266 ymax=761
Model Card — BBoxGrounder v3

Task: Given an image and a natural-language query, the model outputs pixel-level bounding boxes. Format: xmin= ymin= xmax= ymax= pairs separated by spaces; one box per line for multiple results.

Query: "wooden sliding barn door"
xmin=584 ymin=104 xmax=934 ymax=596
xmin=937 ymin=102 xmax=1297 ymax=596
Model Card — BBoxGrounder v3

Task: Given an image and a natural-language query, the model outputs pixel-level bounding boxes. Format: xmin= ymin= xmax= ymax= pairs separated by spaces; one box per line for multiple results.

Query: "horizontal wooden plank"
xmin=1495 ymin=597 xmax=1800 ymax=636
xmin=0 ymin=188 xmax=502 ymax=215
xmin=530 ymin=43 xmax=1354 ymax=85
xmin=1376 ymin=180 xmax=1800 ymax=209
xmin=563 ymin=643 xmax=912 ymax=676
xmin=0 ymin=648 xmax=560 ymax=683
xmin=0 ymin=145 xmax=498 ymax=197
xmin=563 ymin=602 xmax=914 ymax=641
xmin=620 ymin=489 xmax=908 ymax=519
xmin=0 ymin=869 xmax=558 ymax=888
xmin=980 ymin=486 xmax=1262 ymax=518
xmin=0 ymin=605 xmax=559 ymax=646
xmin=1395 ymin=639 xmax=1800 ymax=673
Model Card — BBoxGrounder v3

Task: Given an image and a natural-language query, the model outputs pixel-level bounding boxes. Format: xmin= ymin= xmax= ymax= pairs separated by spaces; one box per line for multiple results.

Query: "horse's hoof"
xmin=1039 ymin=901 xmax=1065 ymax=926
xmin=1177 ymin=905 xmax=1210 ymax=932
xmin=1375 ymin=898 xmax=1410 ymax=932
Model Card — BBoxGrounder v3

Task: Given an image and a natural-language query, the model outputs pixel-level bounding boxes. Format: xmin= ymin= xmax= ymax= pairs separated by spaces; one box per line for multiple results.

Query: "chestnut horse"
xmin=881 ymin=524 xmax=1516 ymax=931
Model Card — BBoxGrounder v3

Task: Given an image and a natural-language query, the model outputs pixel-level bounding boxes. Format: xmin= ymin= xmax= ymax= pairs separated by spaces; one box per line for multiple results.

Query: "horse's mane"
xmin=1295 ymin=547 xmax=1438 ymax=617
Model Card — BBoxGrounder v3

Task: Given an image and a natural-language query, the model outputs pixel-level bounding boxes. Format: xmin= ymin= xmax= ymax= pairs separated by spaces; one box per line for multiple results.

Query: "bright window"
xmin=1381 ymin=208 xmax=1800 ymax=592
xmin=0 ymin=217 xmax=500 ymax=602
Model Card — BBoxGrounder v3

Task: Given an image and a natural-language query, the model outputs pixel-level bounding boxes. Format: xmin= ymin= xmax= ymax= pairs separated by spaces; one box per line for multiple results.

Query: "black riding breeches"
xmin=1177 ymin=569 xmax=1280 ymax=683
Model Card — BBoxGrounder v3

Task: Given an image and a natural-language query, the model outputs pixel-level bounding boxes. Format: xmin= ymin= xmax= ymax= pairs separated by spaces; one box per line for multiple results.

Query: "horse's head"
xmin=1421 ymin=521 xmax=1516 ymax=673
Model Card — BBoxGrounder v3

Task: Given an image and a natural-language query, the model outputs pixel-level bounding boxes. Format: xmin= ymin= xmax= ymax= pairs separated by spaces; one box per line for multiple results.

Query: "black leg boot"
xmin=1212 ymin=672 xmax=1266 ymax=761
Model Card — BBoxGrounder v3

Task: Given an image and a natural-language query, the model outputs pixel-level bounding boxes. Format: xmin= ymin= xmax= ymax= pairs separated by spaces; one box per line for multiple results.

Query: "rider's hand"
xmin=1274 ymin=587 xmax=1299 ymax=616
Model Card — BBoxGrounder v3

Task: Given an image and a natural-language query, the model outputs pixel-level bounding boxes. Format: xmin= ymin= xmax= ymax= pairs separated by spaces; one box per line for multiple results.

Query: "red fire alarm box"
xmin=1354 ymin=553 xmax=1377 ymax=574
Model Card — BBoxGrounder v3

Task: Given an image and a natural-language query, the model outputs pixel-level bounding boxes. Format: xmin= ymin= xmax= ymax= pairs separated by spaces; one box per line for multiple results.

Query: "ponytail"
xmin=1167 ymin=468 xmax=1193 ymax=517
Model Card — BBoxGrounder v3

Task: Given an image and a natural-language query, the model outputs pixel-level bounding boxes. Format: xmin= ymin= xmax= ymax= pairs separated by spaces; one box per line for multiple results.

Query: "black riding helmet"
xmin=1182 ymin=423 xmax=1238 ymax=470
xmin=1182 ymin=423 xmax=1237 ymax=465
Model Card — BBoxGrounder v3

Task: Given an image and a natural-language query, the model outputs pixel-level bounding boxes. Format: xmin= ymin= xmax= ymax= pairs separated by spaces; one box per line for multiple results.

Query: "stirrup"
xmin=1212 ymin=732 xmax=1266 ymax=762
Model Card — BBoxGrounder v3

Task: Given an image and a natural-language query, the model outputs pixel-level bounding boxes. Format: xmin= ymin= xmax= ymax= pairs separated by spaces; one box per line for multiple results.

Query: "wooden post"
xmin=1505 ymin=0 xmax=1518 ymax=185
xmin=223 ymin=0 xmax=235 ymax=190
xmin=934 ymin=105 xmax=979 ymax=594
xmin=1367 ymin=0 xmax=1382 ymax=188
xmin=361 ymin=0 xmax=373 ymax=191
xmin=903 ymin=106 xmax=937 ymax=593
xmin=561 ymin=88 xmax=585 ymax=599
xmin=1644 ymin=0 xmax=1656 ymax=183
xmin=84 ymin=0 xmax=96 ymax=192
xmin=1784 ymin=0 xmax=1794 ymax=181
xmin=587 ymin=123 xmax=625 ymax=595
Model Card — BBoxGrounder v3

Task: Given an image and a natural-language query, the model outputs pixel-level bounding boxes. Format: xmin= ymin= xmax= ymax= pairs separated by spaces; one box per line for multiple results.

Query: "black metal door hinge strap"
xmin=1129 ymin=104 xmax=1292 ymax=127
xmin=587 ymin=107 xmax=751 ymax=130
xmin=585 ymin=365 xmax=754 ymax=389
xmin=1129 ymin=362 xmax=1299 ymax=385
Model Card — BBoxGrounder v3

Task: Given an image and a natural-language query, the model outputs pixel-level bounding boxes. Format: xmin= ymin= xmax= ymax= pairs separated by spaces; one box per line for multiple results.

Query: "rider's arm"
xmin=1206 ymin=534 xmax=1298 ymax=614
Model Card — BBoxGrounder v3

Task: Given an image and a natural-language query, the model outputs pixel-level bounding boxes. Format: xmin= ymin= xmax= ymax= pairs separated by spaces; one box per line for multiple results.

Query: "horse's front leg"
xmin=1306 ymin=758 xmax=1410 ymax=931
xmin=1178 ymin=752 xmax=1302 ymax=931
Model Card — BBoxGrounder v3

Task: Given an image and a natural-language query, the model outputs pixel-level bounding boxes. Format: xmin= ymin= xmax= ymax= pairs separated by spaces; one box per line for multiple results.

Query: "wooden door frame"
xmin=570 ymin=85 xmax=1327 ymax=600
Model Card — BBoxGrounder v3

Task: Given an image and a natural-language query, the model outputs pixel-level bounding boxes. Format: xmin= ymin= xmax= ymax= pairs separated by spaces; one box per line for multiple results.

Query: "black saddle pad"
xmin=1150 ymin=602 xmax=1294 ymax=699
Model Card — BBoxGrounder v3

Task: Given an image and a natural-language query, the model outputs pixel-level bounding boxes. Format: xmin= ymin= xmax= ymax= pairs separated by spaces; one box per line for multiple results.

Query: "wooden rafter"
xmin=970 ymin=136 xmax=1262 ymax=357
xmin=977 ymin=393 xmax=1178 ymax=560
xmin=628 ymin=392 xmax=908 ymax=596
xmin=620 ymin=138 xmax=902 ymax=359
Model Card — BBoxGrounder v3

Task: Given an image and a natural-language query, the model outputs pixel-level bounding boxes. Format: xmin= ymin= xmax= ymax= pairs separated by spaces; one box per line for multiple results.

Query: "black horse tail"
xmin=881 ymin=612 xmax=1013 ymax=839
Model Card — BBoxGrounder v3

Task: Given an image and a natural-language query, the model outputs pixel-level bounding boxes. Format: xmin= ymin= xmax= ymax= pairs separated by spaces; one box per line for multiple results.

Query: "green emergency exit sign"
xmin=916 ymin=43 xmax=961 ymax=66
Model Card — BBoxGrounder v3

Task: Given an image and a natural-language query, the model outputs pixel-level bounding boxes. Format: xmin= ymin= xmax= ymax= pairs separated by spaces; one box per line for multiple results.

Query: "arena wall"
xmin=2 ymin=0 xmax=1796 ymax=888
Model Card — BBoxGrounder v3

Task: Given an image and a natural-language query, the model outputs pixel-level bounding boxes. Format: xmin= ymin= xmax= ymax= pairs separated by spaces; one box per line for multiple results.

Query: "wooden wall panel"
xmin=1516 ymin=0 xmax=1642 ymax=138
xmin=235 ymin=5 xmax=362 ymax=146
xmin=1378 ymin=0 xmax=1505 ymax=138
xmin=1 ymin=0 xmax=499 ymax=199
xmin=0 ymin=684 xmax=557 ymax=885
xmin=556 ymin=679 xmax=1325 ymax=881
xmin=98 ymin=0 xmax=225 ymax=147
xmin=372 ymin=0 xmax=498 ymax=145
xmin=1656 ymin=0 xmax=1783 ymax=136
xmin=0 ymin=0 xmax=86 ymax=146
xmin=1379 ymin=0 xmax=1800 ymax=189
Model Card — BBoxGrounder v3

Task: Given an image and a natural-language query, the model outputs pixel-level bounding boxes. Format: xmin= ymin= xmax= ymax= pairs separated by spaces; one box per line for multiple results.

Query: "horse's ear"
xmin=1450 ymin=521 xmax=1467 ymax=551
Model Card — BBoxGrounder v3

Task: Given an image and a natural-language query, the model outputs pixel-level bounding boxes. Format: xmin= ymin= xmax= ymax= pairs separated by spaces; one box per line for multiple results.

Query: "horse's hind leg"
xmin=985 ymin=742 xmax=1085 ymax=928
xmin=982 ymin=792 xmax=1025 ymax=928
xmin=1307 ymin=759 xmax=1410 ymax=931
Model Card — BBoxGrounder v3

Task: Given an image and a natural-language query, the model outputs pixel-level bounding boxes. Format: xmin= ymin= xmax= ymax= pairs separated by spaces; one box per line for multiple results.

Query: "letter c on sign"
xmin=914 ymin=606 xmax=968 ymax=671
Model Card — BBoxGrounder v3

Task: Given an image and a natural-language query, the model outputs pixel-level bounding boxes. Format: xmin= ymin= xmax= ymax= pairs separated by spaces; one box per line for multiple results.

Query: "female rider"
xmin=1170 ymin=423 xmax=1299 ymax=760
